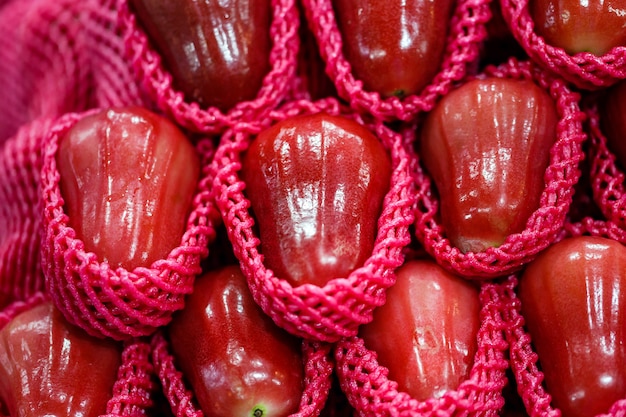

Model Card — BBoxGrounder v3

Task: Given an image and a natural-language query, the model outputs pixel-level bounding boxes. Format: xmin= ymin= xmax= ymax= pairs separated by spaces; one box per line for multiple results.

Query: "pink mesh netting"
xmin=586 ymin=99 xmax=626 ymax=230
xmin=0 ymin=118 xmax=53 ymax=310
xmin=0 ymin=292 xmax=157 ymax=417
xmin=150 ymin=331 xmax=334 ymax=416
xmin=40 ymin=110 xmax=221 ymax=340
xmin=499 ymin=0 xmax=626 ymax=90
xmin=300 ymin=0 xmax=492 ymax=122
xmin=505 ymin=219 xmax=626 ymax=416
xmin=212 ymin=98 xmax=416 ymax=342
xmin=333 ymin=277 xmax=511 ymax=416
xmin=118 ymin=0 xmax=301 ymax=135
xmin=413 ymin=58 xmax=587 ymax=279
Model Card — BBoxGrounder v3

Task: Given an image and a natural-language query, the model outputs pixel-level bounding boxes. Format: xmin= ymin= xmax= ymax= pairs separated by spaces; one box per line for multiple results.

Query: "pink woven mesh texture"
xmin=0 ymin=118 xmax=51 ymax=310
xmin=300 ymin=0 xmax=491 ymax=122
xmin=212 ymin=99 xmax=416 ymax=342
xmin=505 ymin=222 xmax=626 ymax=417
xmin=413 ymin=58 xmax=587 ymax=279
xmin=40 ymin=111 xmax=221 ymax=340
xmin=0 ymin=293 xmax=156 ymax=417
xmin=150 ymin=330 xmax=334 ymax=417
xmin=0 ymin=0 xmax=95 ymax=143
xmin=118 ymin=0 xmax=301 ymax=134
xmin=499 ymin=0 xmax=626 ymax=90
xmin=334 ymin=277 xmax=511 ymax=416
xmin=586 ymin=100 xmax=626 ymax=229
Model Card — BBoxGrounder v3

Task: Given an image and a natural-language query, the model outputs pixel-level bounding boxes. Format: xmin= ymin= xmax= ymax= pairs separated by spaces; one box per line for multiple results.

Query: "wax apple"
xmin=56 ymin=106 xmax=200 ymax=270
xmin=129 ymin=0 xmax=271 ymax=112
xmin=0 ymin=301 xmax=122 ymax=417
xmin=530 ymin=0 xmax=626 ymax=55
xmin=419 ymin=77 xmax=557 ymax=253
xmin=359 ymin=259 xmax=480 ymax=400
xmin=333 ymin=0 xmax=454 ymax=98
xmin=241 ymin=112 xmax=392 ymax=287
xmin=600 ymin=79 xmax=626 ymax=168
xmin=518 ymin=236 xmax=626 ymax=417
xmin=167 ymin=265 xmax=304 ymax=417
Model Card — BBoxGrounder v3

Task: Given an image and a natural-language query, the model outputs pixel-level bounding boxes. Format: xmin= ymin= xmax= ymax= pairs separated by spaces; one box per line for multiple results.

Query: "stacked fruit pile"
xmin=0 ymin=0 xmax=625 ymax=416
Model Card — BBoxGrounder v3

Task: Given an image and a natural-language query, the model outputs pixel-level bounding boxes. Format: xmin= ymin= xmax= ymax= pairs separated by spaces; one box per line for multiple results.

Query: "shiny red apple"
xmin=332 ymin=0 xmax=454 ymax=98
xmin=518 ymin=235 xmax=626 ymax=417
xmin=0 ymin=301 xmax=122 ymax=417
xmin=419 ymin=77 xmax=557 ymax=253
xmin=241 ymin=112 xmax=392 ymax=287
xmin=167 ymin=265 xmax=305 ymax=417
xmin=56 ymin=106 xmax=200 ymax=271
xmin=359 ymin=259 xmax=480 ymax=400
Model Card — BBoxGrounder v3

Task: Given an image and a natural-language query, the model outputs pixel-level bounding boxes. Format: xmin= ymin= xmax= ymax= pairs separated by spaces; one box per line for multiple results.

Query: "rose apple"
xmin=518 ymin=236 xmax=626 ymax=417
xmin=129 ymin=0 xmax=271 ymax=112
xmin=167 ymin=265 xmax=304 ymax=417
xmin=0 ymin=301 xmax=122 ymax=417
xmin=332 ymin=0 xmax=454 ymax=98
xmin=530 ymin=0 xmax=626 ymax=55
xmin=241 ymin=112 xmax=392 ymax=287
xmin=419 ymin=77 xmax=557 ymax=253
xmin=359 ymin=259 xmax=480 ymax=400
xmin=600 ymin=79 xmax=626 ymax=168
xmin=56 ymin=106 xmax=200 ymax=271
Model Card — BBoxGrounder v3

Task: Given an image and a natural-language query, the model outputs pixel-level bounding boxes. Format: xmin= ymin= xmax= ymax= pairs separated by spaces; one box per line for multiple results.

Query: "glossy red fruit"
xmin=129 ymin=0 xmax=272 ymax=112
xmin=518 ymin=236 xmax=626 ymax=417
xmin=167 ymin=265 xmax=304 ymax=417
xmin=0 ymin=301 xmax=122 ymax=417
xmin=600 ymin=79 xmax=626 ymax=168
xmin=241 ymin=112 xmax=392 ymax=287
xmin=419 ymin=77 xmax=557 ymax=253
xmin=333 ymin=0 xmax=454 ymax=98
xmin=56 ymin=106 xmax=200 ymax=271
xmin=359 ymin=259 xmax=480 ymax=400
xmin=530 ymin=0 xmax=626 ymax=56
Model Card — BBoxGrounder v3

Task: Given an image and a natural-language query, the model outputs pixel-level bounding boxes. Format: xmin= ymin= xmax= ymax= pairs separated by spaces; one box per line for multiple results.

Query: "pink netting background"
xmin=150 ymin=331 xmax=334 ymax=416
xmin=413 ymin=58 xmax=587 ymax=279
xmin=499 ymin=0 xmax=626 ymax=90
xmin=212 ymin=98 xmax=416 ymax=342
xmin=300 ymin=0 xmax=492 ymax=122
xmin=0 ymin=292 xmax=157 ymax=417
xmin=333 ymin=277 xmax=511 ymax=416
xmin=40 ymin=110 xmax=221 ymax=341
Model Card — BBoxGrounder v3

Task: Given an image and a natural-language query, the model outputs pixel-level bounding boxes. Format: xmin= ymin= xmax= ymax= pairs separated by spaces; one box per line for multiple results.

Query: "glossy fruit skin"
xmin=333 ymin=0 xmax=454 ymax=98
xmin=600 ymin=80 xmax=626 ymax=167
xmin=56 ymin=106 xmax=200 ymax=271
xmin=359 ymin=259 xmax=480 ymax=400
xmin=530 ymin=0 xmax=626 ymax=56
xmin=0 ymin=301 xmax=122 ymax=417
xmin=518 ymin=236 xmax=626 ymax=417
xmin=167 ymin=265 xmax=304 ymax=417
xmin=241 ymin=112 xmax=392 ymax=287
xmin=129 ymin=0 xmax=271 ymax=112
xmin=419 ymin=77 xmax=557 ymax=253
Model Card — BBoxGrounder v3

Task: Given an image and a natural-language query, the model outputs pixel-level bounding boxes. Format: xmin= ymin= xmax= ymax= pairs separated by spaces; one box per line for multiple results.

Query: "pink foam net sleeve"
xmin=149 ymin=331 xmax=334 ymax=417
xmin=505 ymin=221 xmax=626 ymax=417
xmin=585 ymin=100 xmax=626 ymax=230
xmin=333 ymin=277 xmax=511 ymax=416
xmin=0 ymin=0 xmax=92 ymax=143
xmin=211 ymin=98 xmax=416 ymax=342
xmin=300 ymin=0 xmax=492 ymax=122
xmin=40 ymin=110 xmax=222 ymax=341
xmin=0 ymin=292 xmax=157 ymax=417
xmin=0 ymin=118 xmax=53 ymax=311
xmin=499 ymin=0 xmax=626 ymax=90
xmin=117 ymin=0 xmax=301 ymax=135
xmin=413 ymin=58 xmax=587 ymax=280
